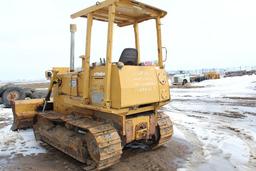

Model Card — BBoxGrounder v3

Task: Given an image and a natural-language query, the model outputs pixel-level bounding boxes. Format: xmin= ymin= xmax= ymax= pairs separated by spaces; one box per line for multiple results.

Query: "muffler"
xmin=70 ymin=24 xmax=77 ymax=72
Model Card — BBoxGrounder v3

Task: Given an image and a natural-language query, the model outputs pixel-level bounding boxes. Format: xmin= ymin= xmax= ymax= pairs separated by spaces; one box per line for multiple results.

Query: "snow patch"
xmin=168 ymin=111 xmax=251 ymax=170
xmin=172 ymin=75 xmax=256 ymax=99
xmin=173 ymin=125 xmax=186 ymax=140
xmin=168 ymin=75 xmax=256 ymax=170
xmin=0 ymin=108 xmax=46 ymax=158
xmin=0 ymin=125 xmax=46 ymax=158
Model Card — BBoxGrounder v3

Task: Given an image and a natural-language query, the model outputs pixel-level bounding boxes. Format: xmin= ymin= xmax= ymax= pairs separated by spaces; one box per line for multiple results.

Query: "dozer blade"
xmin=11 ymin=99 xmax=44 ymax=131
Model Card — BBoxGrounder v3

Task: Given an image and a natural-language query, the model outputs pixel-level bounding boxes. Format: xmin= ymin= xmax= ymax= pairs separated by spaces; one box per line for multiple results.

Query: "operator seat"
xmin=119 ymin=48 xmax=138 ymax=65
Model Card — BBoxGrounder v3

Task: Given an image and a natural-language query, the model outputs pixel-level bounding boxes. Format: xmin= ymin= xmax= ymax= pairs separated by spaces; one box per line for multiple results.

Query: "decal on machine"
xmin=94 ymin=72 xmax=105 ymax=77
xmin=70 ymin=79 xmax=77 ymax=88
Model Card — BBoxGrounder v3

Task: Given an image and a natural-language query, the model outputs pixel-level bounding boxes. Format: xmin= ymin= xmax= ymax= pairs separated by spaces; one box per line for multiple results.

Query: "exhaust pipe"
xmin=70 ymin=24 xmax=77 ymax=72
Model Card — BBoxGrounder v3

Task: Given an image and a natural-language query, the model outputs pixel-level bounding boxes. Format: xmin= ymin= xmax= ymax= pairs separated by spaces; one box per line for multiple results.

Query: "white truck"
xmin=172 ymin=74 xmax=191 ymax=85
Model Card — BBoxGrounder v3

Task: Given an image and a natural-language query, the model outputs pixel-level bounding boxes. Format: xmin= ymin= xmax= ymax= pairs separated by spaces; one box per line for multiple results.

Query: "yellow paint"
xmin=156 ymin=17 xmax=163 ymax=68
xmin=133 ymin=23 xmax=140 ymax=64
xmin=84 ymin=14 xmax=93 ymax=99
xmin=12 ymin=0 xmax=172 ymax=146
xmin=52 ymin=67 xmax=70 ymax=74
xmin=70 ymin=0 xmax=167 ymax=27
xmin=125 ymin=115 xmax=150 ymax=143
xmin=104 ymin=4 xmax=116 ymax=108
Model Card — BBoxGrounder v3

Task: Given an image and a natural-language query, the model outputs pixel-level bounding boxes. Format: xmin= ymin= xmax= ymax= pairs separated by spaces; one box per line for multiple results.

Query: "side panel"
xmin=90 ymin=66 xmax=105 ymax=106
xmin=53 ymin=65 xmax=170 ymax=110
xmin=57 ymin=73 xmax=79 ymax=97
xmin=111 ymin=65 xmax=163 ymax=108
xmin=55 ymin=72 xmax=84 ymax=98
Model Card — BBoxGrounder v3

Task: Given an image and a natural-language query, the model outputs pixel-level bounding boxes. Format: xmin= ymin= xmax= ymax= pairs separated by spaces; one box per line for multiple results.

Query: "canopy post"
xmin=133 ymin=23 xmax=140 ymax=64
xmin=83 ymin=13 xmax=93 ymax=100
xmin=104 ymin=4 xmax=116 ymax=108
xmin=156 ymin=17 xmax=164 ymax=68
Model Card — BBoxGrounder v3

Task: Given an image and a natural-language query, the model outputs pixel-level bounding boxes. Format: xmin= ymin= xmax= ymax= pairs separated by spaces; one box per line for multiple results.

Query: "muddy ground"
xmin=0 ymin=75 xmax=256 ymax=171
xmin=0 ymin=137 xmax=192 ymax=171
xmin=0 ymin=107 xmax=193 ymax=171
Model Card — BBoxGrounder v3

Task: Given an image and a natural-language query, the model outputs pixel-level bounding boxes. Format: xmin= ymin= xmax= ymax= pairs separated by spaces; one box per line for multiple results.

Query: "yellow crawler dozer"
xmin=12 ymin=0 xmax=173 ymax=169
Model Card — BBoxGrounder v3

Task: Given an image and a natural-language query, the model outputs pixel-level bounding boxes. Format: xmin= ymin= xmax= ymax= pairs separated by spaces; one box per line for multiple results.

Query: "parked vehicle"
xmin=224 ymin=70 xmax=256 ymax=77
xmin=0 ymin=84 xmax=46 ymax=107
xmin=205 ymin=72 xmax=220 ymax=79
xmin=172 ymin=74 xmax=190 ymax=85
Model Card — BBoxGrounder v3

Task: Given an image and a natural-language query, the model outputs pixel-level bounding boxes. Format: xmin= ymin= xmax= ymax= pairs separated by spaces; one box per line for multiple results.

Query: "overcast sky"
xmin=0 ymin=0 xmax=256 ymax=81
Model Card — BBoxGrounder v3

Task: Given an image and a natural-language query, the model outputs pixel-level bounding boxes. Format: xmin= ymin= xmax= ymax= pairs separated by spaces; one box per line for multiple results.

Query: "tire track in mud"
xmin=173 ymin=98 xmax=256 ymax=108
xmin=164 ymin=106 xmax=226 ymax=168
xmin=223 ymin=125 xmax=256 ymax=168
xmin=168 ymin=112 xmax=239 ymax=170
xmin=173 ymin=123 xmax=206 ymax=169
xmin=164 ymin=103 xmax=255 ymax=170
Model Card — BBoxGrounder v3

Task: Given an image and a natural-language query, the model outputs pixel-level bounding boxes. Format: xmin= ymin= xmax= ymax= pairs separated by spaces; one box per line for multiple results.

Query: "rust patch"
xmin=125 ymin=120 xmax=133 ymax=144
xmin=135 ymin=122 xmax=148 ymax=140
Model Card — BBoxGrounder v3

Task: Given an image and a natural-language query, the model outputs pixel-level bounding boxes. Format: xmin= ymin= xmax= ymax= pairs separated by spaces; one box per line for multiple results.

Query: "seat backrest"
xmin=119 ymin=48 xmax=138 ymax=65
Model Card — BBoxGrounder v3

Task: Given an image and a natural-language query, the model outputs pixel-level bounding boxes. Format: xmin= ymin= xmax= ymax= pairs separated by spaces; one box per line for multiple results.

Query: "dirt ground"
xmin=0 ymin=137 xmax=193 ymax=171
xmin=0 ymin=106 xmax=194 ymax=171
xmin=0 ymin=75 xmax=256 ymax=171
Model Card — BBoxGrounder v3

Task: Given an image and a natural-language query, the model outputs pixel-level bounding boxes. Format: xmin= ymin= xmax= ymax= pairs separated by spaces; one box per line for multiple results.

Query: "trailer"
xmin=0 ymin=84 xmax=47 ymax=107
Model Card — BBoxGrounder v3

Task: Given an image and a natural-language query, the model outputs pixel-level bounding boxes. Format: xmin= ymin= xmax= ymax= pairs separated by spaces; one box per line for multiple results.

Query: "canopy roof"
xmin=71 ymin=0 xmax=167 ymax=27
